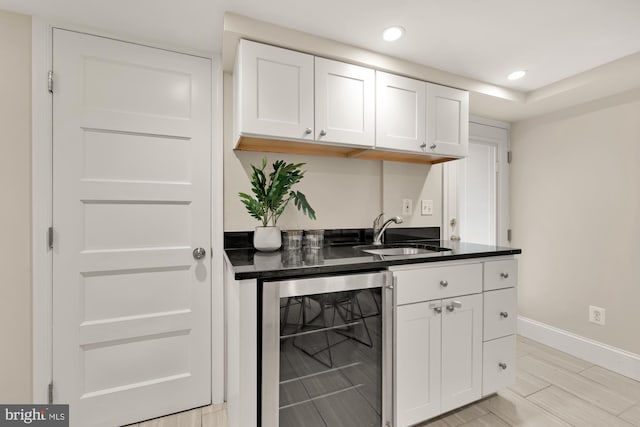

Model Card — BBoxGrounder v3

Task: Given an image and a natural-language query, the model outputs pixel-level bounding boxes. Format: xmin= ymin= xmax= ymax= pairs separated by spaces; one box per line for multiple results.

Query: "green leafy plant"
xmin=239 ymin=158 xmax=316 ymax=227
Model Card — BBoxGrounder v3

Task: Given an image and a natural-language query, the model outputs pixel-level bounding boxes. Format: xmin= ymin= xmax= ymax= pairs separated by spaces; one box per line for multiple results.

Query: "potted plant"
xmin=239 ymin=158 xmax=316 ymax=251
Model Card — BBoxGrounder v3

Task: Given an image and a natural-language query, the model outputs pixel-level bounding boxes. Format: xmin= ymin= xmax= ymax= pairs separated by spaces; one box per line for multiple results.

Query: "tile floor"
xmin=125 ymin=335 xmax=640 ymax=427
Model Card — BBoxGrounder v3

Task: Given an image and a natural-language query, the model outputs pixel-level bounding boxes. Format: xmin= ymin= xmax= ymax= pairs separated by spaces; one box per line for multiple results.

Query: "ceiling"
xmin=2 ymin=0 xmax=640 ymax=120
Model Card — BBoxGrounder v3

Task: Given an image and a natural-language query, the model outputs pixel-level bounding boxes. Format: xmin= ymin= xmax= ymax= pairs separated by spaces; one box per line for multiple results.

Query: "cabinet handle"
xmin=429 ymin=303 xmax=442 ymax=314
xmin=500 ymin=311 xmax=509 ymax=318
xmin=500 ymin=272 xmax=510 ymax=279
xmin=430 ymin=144 xmax=437 ymax=150
xmin=319 ymin=129 xmax=327 ymax=137
xmin=420 ymin=143 xmax=427 ymax=149
xmin=304 ymin=128 xmax=312 ymax=135
xmin=498 ymin=362 xmax=508 ymax=370
xmin=446 ymin=300 xmax=462 ymax=312
xmin=439 ymin=280 xmax=448 ymax=287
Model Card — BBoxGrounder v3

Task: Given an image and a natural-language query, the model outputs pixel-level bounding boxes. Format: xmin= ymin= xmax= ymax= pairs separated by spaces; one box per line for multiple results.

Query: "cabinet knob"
xmin=446 ymin=301 xmax=462 ymax=312
xmin=319 ymin=129 xmax=327 ymax=137
xmin=500 ymin=311 xmax=509 ymax=318
xmin=500 ymin=272 xmax=510 ymax=279
xmin=429 ymin=303 xmax=442 ymax=314
xmin=304 ymin=128 xmax=312 ymax=135
xmin=420 ymin=143 xmax=427 ymax=149
xmin=498 ymin=362 xmax=508 ymax=370
xmin=439 ymin=280 xmax=448 ymax=287
xmin=430 ymin=144 xmax=437 ymax=150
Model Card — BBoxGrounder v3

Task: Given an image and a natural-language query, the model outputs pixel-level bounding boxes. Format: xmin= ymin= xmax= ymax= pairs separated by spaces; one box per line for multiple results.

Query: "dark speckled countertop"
xmin=225 ymin=227 xmax=521 ymax=280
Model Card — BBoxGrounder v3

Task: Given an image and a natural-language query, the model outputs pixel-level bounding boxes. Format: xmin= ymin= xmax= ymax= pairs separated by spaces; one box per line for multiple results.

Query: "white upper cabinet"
xmin=235 ymin=40 xmax=314 ymax=142
xmin=376 ymin=72 xmax=426 ymax=153
xmin=426 ymin=83 xmax=469 ymax=157
xmin=315 ymin=57 xmax=375 ymax=147
xmin=233 ymin=39 xmax=469 ymax=162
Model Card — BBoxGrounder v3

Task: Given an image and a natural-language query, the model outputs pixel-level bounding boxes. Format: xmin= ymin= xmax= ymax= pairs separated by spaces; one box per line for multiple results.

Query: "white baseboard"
xmin=518 ymin=316 xmax=640 ymax=381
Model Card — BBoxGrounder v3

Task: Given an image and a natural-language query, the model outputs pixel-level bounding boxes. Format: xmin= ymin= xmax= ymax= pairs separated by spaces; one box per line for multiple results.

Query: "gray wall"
xmin=511 ymin=89 xmax=640 ymax=354
xmin=0 ymin=9 xmax=32 ymax=403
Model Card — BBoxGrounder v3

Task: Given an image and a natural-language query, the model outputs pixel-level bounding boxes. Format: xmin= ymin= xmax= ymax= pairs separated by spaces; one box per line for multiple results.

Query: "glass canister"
xmin=303 ymin=229 xmax=325 ymax=249
xmin=282 ymin=230 xmax=303 ymax=250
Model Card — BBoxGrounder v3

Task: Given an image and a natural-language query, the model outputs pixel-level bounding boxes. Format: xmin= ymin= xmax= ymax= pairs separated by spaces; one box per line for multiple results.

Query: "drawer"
xmin=482 ymin=335 xmax=516 ymax=396
xmin=483 ymin=288 xmax=517 ymax=341
xmin=394 ymin=263 xmax=482 ymax=305
xmin=484 ymin=259 xmax=518 ymax=291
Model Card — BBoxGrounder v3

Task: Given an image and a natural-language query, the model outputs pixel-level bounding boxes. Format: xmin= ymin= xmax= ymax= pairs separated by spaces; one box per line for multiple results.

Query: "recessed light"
xmin=383 ymin=26 xmax=405 ymax=42
xmin=507 ymin=70 xmax=526 ymax=80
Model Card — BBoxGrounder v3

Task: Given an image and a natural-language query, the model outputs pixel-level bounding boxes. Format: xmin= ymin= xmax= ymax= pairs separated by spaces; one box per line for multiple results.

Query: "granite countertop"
xmin=225 ymin=228 xmax=522 ymax=280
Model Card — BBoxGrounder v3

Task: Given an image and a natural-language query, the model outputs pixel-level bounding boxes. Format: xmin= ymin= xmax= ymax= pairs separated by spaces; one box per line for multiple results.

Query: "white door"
xmin=376 ymin=71 xmax=426 ymax=153
xmin=395 ymin=301 xmax=441 ymax=427
xmin=426 ymin=83 xmax=469 ymax=158
xmin=237 ymin=39 xmax=314 ymax=141
xmin=443 ymin=121 xmax=509 ymax=245
xmin=52 ymin=29 xmax=211 ymax=427
xmin=440 ymin=294 xmax=482 ymax=413
xmin=315 ymin=57 xmax=375 ymax=147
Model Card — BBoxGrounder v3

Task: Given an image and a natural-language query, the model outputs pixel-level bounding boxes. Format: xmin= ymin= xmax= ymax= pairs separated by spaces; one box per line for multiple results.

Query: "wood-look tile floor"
xmin=125 ymin=335 xmax=640 ymax=427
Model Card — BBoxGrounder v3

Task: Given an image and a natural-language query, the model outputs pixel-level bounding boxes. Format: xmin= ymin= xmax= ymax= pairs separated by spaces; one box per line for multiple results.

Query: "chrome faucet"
xmin=372 ymin=213 xmax=403 ymax=245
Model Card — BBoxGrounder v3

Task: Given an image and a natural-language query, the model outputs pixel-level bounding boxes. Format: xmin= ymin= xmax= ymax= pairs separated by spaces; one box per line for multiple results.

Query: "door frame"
xmin=442 ymin=115 xmax=510 ymax=245
xmin=31 ymin=18 xmax=225 ymax=405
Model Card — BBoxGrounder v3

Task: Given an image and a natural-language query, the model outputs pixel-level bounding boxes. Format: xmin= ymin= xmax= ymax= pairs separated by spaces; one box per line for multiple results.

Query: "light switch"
xmin=421 ymin=200 xmax=433 ymax=216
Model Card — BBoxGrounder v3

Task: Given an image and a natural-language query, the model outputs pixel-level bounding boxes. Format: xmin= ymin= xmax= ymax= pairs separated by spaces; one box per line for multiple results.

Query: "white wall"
xmin=0 ymin=9 xmax=32 ymax=403
xmin=223 ymin=73 xmax=442 ymax=231
xmin=511 ymin=89 xmax=640 ymax=354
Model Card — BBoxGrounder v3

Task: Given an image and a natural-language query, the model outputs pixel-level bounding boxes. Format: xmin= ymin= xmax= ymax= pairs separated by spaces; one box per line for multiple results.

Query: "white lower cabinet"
xmin=393 ymin=258 xmax=517 ymax=427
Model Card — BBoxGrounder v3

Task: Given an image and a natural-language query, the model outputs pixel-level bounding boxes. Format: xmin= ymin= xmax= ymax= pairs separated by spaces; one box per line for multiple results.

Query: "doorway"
xmin=443 ymin=120 xmax=509 ymax=245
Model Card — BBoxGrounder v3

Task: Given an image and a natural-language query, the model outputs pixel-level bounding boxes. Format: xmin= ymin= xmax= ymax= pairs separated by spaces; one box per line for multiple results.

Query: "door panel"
xmin=441 ymin=294 xmax=482 ymax=412
xmin=376 ymin=71 xmax=426 ymax=152
xmin=238 ymin=40 xmax=314 ymax=139
xmin=315 ymin=57 xmax=374 ymax=146
xmin=395 ymin=301 xmax=441 ymax=426
xmin=52 ymin=29 xmax=211 ymax=427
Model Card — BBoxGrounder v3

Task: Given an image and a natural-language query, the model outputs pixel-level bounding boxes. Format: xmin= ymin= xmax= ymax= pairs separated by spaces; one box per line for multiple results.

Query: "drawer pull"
xmin=498 ymin=362 xmax=508 ymax=370
xmin=439 ymin=280 xmax=449 ymax=287
xmin=500 ymin=311 xmax=509 ymax=318
xmin=500 ymin=272 xmax=510 ymax=279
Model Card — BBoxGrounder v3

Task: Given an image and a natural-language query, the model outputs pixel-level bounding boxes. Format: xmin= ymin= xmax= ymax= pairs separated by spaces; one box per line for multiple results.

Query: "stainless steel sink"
xmin=354 ymin=243 xmax=446 ymax=256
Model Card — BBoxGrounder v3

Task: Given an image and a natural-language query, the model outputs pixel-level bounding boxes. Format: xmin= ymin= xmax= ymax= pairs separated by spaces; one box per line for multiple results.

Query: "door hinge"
xmin=48 ymin=226 xmax=54 ymax=249
xmin=48 ymin=382 xmax=54 ymax=404
xmin=507 ymin=151 xmax=512 ymax=164
xmin=507 ymin=229 xmax=512 ymax=242
xmin=48 ymin=70 xmax=53 ymax=94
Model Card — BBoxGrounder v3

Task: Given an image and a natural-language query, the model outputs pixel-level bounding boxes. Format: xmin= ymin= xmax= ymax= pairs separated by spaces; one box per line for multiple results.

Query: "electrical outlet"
xmin=589 ymin=305 xmax=606 ymax=325
xmin=421 ymin=200 xmax=433 ymax=216
xmin=402 ymin=199 xmax=412 ymax=215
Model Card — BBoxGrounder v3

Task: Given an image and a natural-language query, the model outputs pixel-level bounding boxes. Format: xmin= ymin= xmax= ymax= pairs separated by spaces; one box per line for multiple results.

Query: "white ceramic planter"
xmin=254 ymin=226 xmax=282 ymax=251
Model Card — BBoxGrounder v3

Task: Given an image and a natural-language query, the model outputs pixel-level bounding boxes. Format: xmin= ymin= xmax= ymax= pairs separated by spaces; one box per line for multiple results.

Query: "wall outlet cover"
xmin=589 ymin=305 xmax=606 ymax=326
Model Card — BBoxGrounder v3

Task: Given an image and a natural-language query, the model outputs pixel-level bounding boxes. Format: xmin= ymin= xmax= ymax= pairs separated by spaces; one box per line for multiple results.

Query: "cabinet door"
xmin=426 ymin=83 xmax=469 ymax=158
xmin=395 ymin=301 xmax=441 ymax=427
xmin=441 ymin=293 xmax=482 ymax=413
xmin=376 ymin=72 xmax=426 ymax=152
xmin=315 ymin=57 xmax=375 ymax=147
xmin=236 ymin=40 xmax=314 ymax=141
